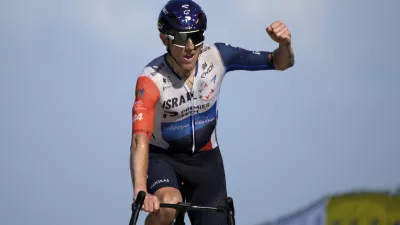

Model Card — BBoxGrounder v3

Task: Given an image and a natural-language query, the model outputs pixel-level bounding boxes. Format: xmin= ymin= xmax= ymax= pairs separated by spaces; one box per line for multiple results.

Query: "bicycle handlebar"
xmin=129 ymin=191 xmax=146 ymax=225
xmin=160 ymin=203 xmax=226 ymax=212
xmin=129 ymin=191 xmax=235 ymax=225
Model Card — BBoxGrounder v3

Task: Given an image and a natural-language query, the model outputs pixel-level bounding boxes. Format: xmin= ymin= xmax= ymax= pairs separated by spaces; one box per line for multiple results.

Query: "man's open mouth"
xmin=184 ymin=54 xmax=194 ymax=60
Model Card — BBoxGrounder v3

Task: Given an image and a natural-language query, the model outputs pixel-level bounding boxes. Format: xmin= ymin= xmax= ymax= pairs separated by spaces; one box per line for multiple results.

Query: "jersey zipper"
xmin=191 ymin=75 xmax=196 ymax=153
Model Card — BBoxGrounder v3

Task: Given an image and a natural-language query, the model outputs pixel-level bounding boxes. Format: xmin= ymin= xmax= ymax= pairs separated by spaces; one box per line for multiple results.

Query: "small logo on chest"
xmin=200 ymin=62 xmax=214 ymax=78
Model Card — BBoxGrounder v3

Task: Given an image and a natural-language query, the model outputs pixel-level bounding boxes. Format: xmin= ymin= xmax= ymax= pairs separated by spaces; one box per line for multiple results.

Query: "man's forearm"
xmin=273 ymin=43 xmax=295 ymax=70
xmin=130 ymin=135 xmax=149 ymax=194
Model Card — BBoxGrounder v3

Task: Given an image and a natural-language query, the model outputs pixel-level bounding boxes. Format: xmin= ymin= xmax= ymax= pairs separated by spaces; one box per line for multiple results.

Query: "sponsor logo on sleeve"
xmin=135 ymin=88 xmax=145 ymax=98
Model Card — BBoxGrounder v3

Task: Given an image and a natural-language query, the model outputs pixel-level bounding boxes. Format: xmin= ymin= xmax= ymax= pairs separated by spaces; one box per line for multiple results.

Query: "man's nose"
xmin=185 ymin=39 xmax=195 ymax=51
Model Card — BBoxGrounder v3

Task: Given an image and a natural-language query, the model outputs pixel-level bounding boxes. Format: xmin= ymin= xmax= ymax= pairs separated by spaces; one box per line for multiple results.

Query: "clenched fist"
xmin=267 ymin=21 xmax=291 ymax=45
xmin=135 ymin=189 xmax=160 ymax=213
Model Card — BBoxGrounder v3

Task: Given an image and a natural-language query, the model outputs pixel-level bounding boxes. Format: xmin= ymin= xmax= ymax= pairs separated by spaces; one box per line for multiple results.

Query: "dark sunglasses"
xmin=166 ymin=30 xmax=205 ymax=48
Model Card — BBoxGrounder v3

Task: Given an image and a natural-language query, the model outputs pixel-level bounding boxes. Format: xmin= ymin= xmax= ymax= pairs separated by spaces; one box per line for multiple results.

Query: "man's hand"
xmin=134 ymin=189 xmax=160 ymax=213
xmin=266 ymin=21 xmax=291 ymax=45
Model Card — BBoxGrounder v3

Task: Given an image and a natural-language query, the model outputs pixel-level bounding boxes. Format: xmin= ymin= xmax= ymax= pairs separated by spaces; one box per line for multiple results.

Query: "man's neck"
xmin=166 ymin=54 xmax=195 ymax=80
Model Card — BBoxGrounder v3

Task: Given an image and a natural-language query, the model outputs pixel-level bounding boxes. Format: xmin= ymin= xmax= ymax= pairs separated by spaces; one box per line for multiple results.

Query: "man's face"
xmin=161 ymin=33 xmax=203 ymax=72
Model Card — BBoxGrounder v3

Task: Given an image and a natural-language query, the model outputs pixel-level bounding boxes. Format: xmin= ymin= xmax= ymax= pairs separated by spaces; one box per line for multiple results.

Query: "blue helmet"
xmin=158 ymin=0 xmax=207 ymax=34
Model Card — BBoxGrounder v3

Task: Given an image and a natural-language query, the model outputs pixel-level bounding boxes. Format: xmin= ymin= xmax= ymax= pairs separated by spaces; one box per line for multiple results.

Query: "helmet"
xmin=158 ymin=0 xmax=207 ymax=34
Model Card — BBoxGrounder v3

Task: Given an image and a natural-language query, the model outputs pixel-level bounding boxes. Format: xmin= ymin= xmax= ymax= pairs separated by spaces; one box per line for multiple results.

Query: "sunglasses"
xmin=166 ymin=30 xmax=205 ymax=48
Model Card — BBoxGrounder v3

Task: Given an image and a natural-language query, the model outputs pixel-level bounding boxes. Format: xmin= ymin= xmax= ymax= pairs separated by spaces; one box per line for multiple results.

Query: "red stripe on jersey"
xmin=199 ymin=140 xmax=213 ymax=152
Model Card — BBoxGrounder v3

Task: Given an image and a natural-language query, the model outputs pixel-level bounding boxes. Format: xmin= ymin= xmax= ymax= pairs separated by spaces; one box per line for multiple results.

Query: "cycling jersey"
xmin=132 ymin=42 xmax=275 ymax=154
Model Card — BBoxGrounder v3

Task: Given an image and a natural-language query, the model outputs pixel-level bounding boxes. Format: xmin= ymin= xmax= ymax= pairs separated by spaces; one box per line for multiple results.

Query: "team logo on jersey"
xmin=134 ymin=100 xmax=147 ymax=111
xmin=200 ymin=79 xmax=216 ymax=100
xmin=162 ymin=76 xmax=173 ymax=90
xmin=181 ymin=103 xmax=210 ymax=117
xmin=200 ymin=46 xmax=211 ymax=54
xmin=136 ymin=88 xmax=145 ymax=98
xmin=195 ymin=116 xmax=216 ymax=126
xmin=202 ymin=62 xmax=207 ymax=70
xmin=134 ymin=100 xmax=143 ymax=107
xmin=162 ymin=102 xmax=211 ymax=118
xmin=163 ymin=111 xmax=179 ymax=118
xmin=204 ymin=89 xmax=214 ymax=100
xmin=163 ymin=76 xmax=172 ymax=83
xmin=210 ymin=75 xmax=216 ymax=84
xmin=200 ymin=89 xmax=214 ymax=100
xmin=200 ymin=62 xmax=214 ymax=78
xmin=163 ymin=86 xmax=172 ymax=91
xmin=162 ymin=92 xmax=194 ymax=109
xmin=150 ymin=63 xmax=165 ymax=76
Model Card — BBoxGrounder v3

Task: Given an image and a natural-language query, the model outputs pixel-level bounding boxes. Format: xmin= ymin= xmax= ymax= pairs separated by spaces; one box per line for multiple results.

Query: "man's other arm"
xmin=214 ymin=42 xmax=276 ymax=72
xmin=130 ymin=76 xmax=159 ymax=197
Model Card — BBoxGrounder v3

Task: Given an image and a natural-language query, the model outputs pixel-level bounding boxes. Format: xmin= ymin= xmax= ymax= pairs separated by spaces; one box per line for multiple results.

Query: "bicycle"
xmin=129 ymin=190 xmax=236 ymax=225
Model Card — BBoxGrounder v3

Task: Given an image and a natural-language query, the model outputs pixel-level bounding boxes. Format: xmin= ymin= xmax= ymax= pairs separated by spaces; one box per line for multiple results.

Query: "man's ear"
xmin=159 ymin=33 xmax=168 ymax=47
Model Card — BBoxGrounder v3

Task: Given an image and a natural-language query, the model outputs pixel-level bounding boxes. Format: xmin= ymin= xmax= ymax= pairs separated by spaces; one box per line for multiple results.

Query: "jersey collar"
xmin=163 ymin=53 xmax=199 ymax=80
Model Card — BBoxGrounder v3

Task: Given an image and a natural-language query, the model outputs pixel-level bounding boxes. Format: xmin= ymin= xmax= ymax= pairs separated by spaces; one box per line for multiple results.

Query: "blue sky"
xmin=1 ymin=0 xmax=399 ymax=225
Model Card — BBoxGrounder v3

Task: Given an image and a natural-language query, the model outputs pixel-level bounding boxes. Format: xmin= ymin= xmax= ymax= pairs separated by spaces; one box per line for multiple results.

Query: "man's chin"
xmin=180 ymin=63 xmax=196 ymax=72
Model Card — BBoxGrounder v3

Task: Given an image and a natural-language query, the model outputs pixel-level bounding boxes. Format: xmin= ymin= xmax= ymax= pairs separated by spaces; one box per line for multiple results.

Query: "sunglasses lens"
xmin=172 ymin=33 xmax=187 ymax=46
xmin=172 ymin=31 xmax=204 ymax=47
xmin=187 ymin=31 xmax=204 ymax=46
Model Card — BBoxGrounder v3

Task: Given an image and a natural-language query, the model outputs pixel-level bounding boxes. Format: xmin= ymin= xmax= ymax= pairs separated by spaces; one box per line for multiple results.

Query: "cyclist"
xmin=130 ymin=0 xmax=294 ymax=224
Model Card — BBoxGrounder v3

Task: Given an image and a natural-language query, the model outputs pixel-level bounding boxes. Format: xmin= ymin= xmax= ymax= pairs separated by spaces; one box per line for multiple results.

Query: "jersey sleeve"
xmin=132 ymin=76 xmax=160 ymax=140
xmin=214 ymin=42 xmax=275 ymax=73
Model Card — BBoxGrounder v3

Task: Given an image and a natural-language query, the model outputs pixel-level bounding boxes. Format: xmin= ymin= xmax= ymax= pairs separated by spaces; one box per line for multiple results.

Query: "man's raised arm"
xmin=267 ymin=21 xmax=295 ymax=70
